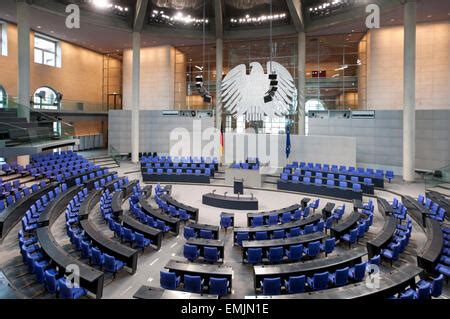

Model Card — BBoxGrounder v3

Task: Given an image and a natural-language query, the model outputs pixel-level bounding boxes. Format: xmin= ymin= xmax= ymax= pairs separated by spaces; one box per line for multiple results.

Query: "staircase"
xmin=88 ymin=155 xmax=120 ymax=169
xmin=0 ymin=108 xmax=59 ymax=147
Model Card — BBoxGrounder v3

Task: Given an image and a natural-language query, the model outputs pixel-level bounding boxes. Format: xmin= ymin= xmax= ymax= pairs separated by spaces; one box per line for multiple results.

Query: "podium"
xmin=233 ymin=178 xmax=244 ymax=195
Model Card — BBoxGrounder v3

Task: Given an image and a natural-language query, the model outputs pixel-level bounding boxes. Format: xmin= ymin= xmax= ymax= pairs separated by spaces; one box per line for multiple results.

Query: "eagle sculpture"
xmin=221 ymin=61 xmax=297 ymax=121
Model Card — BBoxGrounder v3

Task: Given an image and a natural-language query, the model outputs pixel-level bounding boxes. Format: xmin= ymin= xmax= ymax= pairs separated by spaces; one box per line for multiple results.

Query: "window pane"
xmin=35 ymin=36 xmax=55 ymax=52
xmin=43 ymin=51 xmax=55 ymax=66
xmin=34 ymin=48 xmax=43 ymax=64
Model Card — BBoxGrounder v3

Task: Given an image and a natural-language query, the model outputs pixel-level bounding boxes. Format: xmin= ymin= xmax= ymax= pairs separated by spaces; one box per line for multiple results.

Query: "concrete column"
xmin=297 ymin=32 xmax=306 ymax=135
xmin=403 ymin=0 xmax=416 ymax=182
xmin=215 ymin=38 xmax=223 ymax=130
xmin=131 ymin=32 xmax=140 ymax=163
xmin=17 ymin=0 xmax=30 ymax=121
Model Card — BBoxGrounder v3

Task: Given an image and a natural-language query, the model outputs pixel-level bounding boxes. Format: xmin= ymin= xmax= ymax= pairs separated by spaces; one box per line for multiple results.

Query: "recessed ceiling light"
xmin=427 ymin=15 xmax=432 ymax=18
xmin=390 ymin=18 xmax=395 ymax=22
xmin=37 ymin=26 xmax=42 ymax=29
xmin=50 ymin=30 xmax=54 ymax=33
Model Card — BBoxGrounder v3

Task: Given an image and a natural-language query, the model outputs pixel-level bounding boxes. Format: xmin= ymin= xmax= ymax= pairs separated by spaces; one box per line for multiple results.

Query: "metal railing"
xmin=108 ymin=144 xmax=121 ymax=167
xmin=424 ymin=163 xmax=450 ymax=191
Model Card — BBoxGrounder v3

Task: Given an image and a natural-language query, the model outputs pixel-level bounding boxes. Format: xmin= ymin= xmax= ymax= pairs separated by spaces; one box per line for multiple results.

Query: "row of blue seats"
xmin=154 ymin=193 xmax=192 ymax=221
xmin=434 ymin=227 xmax=450 ymax=279
xmin=381 ymin=216 xmax=412 ymax=266
xmin=230 ymin=163 xmax=259 ymax=170
xmin=160 ymin=270 xmax=230 ymax=296
xmin=280 ymin=174 xmax=365 ymax=192
xmin=21 ymin=183 xmax=68 ymax=232
xmin=100 ymin=190 xmax=153 ymax=250
xmin=0 ymin=181 xmax=47 ymax=212
xmin=284 ymin=169 xmax=375 ymax=185
xmin=144 ymin=162 xmax=215 ymax=170
xmin=418 ymin=194 xmax=447 ymax=222
xmin=245 ymin=239 xmax=337 ymax=264
xmin=141 ymin=156 xmax=218 ymax=164
xmin=184 ymin=244 xmax=222 ymax=263
xmin=184 ymin=227 xmax=215 ymax=240
xmin=17 ymin=181 xmax=88 ymax=299
xmin=392 ymin=274 xmax=444 ymax=299
xmin=19 ymin=231 xmax=88 ymax=298
xmin=64 ymin=191 xmax=126 ymax=278
xmin=93 ymin=176 xmax=126 ymax=191
xmin=129 ymin=200 xmax=173 ymax=233
xmin=250 ymin=200 xmax=320 ymax=227
xmin=285 ymin=162 xmax=394 ymax=181
xmin=31 ymin=150 xmax=78 ymax=161
xmin=146 ymin=168 xmax=212 ymax=177
xmin=259 ymin=257 xmax=380 ymax=295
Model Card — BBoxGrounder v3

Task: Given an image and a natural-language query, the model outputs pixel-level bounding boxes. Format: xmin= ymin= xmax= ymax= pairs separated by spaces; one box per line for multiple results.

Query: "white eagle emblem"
xmin=222 ymin=61 xmax=297 ymax=121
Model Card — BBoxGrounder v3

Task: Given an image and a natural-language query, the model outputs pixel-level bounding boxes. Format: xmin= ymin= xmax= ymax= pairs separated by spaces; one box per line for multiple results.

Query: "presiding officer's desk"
xmin=36 ymin=226 xmax=104 ymax=298
xmin=188 ymin=223 xmax=220 ymax=239
xmin=0 ymin=183 xmax=57 ymax=239
xmin=79 ymin=190 xmax=139 ymax=273
xmin=165 ymin=260 xmax=233 ymax=289
xmin=377 ymin=197 xmax=395 ymax=216
xmin=251 ymin=264 xmax=422 ymax=299
xmin=241 ymin=232 xmax=326 ymax=261
xmin=133 ymin=286 xmax=218 ymax=299
xmin=253 ymin=247 xmax=367 ymax=290
xmin=186 ymin=238 xmax=225 ymax=260
xmin=330 ymin=211 xmax=364 ymax=240
xmin=417 ymin=218 xmax=444 ymax=274
xmin=202 ymin=192 xmax=259 ymax=210
xmin=233 ymin=214 xmax=322 ymax=245
xmin=139 ymin=196 xmax=180 ymax=234
xmin=247 ymin=204 xmax=302 ymax=226
xmin=366 ymin=215 xmax=397 ymax=258
xmin=121 ymin=215 xmax=163 ymax=250
xmin=161 ymin=194 xmax=199 ymax=222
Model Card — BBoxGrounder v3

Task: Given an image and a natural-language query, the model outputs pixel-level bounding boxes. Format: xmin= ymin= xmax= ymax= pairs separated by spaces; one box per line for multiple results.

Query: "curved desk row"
xmin=251 ymin=264 xmax=422 ymax=299
xmin=377 ymin=197 xmax=395 ymax=216
xmin=366 ymin=215 xmax=397 ymax=258
xmin=79 ymin=190 xmax=139 ymax=273
xmin=247 ymin=204 xmax=302 ymax=226
xmin=161 ymin=194 xmax=199 ymax=222
xmin=426 ymin=190 xmax=450 ymax=216
xmin=202 ymin=192 xmax=259 ymax=210
xmin=187 ymin=222 xmax=220 ymax=240
xmin=241 ymin=232 xmax=326 ymax=261
xmin=0 ymin=183 xmax=57 ymax=239
xmin=330 ymin=211 xmax=364 ymax=240
xmin=417 ymin=218 xmax=444 ymax=275
xmin=63 ymin=168 xmax=102 ymax=188
xmin=133 ymin=286 xmax=218 ymax=299
xmin=120 ymin=215 xmax=163 ymax=250
xmin=252 ymin=247 xmax=367 ymax=290
xmin=277 ymin=180 xmax=363 ymax=201
xmin=233 ymin=214 xmax=322 ymax=245
xmin=84 ymin=172 xmax=117 ymax=191
xmin=139 ymin=197 xmax=180 ymax=234
xmin=165 ymin=260 xmax=233 ymax=289
xmin=142 ymin=173 xmax=210 ymax=184
xmin=111 ymin=191 xmax=124 ymax=218
xmin=295 ymin=168 xmax=384 ymax=188
xmin=402 ymin=195 xmax=430 ymax=227
xmin=38 ymin=185 xmax=83 ymax=228
xmin=186 ymin=238 xmax=225 ymax=260
xmin=36 ymin=226 xmax=104 ymax=298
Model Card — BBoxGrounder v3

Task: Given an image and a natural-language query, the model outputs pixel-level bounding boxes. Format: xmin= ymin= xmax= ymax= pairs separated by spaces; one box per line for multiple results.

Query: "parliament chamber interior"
xmin=0 ymin=0 xmax=449 ymax=307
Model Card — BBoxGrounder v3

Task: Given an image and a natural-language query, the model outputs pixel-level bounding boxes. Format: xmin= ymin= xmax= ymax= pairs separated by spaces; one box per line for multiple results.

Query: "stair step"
xmin=100 ymin=163 xmax=120 ymax=169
